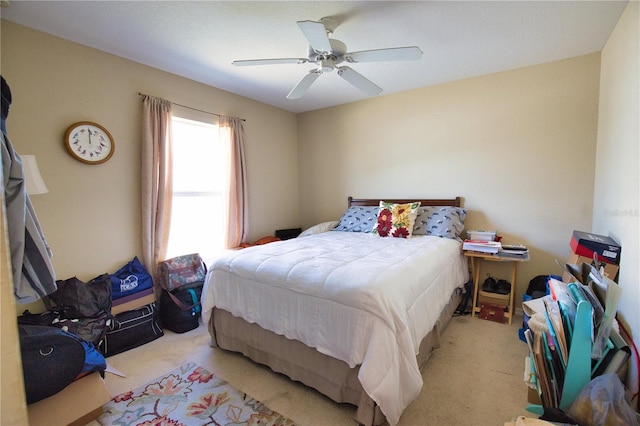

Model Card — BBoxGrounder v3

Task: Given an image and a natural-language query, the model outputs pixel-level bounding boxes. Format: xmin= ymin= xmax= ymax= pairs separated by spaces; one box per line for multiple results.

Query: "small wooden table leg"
xmin=508 ymin=262 xmax=518 ymax=325
xmin=471 ymin=257 xmax=480 ymax=318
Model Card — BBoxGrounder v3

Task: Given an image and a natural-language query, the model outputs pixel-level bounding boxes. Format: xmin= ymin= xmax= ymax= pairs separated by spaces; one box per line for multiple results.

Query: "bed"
xmin=201 ymin=197 xmax=469 ymax=425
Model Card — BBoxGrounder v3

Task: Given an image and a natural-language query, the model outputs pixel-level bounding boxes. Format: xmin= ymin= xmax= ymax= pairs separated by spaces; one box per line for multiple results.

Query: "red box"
xmin=570 ymin=230 xmax=621 ymax=265
xmin=479 ymin=303 xmax=505 ymax=323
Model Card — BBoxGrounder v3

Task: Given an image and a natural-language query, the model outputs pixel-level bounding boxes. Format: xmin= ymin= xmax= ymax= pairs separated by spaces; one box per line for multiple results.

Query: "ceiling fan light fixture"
xmin=320 ymin=58 xmax=335 ymax=73
xmin=308 ymin=39 xmax=346 ymax=63
xmin=233 ymin=16 xmax=422 ymax=99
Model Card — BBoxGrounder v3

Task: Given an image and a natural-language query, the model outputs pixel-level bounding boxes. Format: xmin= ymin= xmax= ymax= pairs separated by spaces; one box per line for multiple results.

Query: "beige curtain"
xmin=220 ymin=116 xmax=248 ymax=248
xmin=141 ymin=95 xmax=173 ymax=279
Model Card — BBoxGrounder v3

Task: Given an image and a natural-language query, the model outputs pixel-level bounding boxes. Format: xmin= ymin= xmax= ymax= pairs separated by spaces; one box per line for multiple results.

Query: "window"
xmin=166 ymin=115 xmax=229 ymax=262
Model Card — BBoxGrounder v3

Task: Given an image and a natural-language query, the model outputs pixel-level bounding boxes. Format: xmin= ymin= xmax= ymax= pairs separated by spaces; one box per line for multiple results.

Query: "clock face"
xmin=64 ymin=121 xmax=114 ymax=164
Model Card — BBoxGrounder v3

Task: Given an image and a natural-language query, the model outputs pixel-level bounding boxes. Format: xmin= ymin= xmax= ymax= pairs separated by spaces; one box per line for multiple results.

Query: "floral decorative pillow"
xmin=372 ymin=201 xmax=421 ymax=238
xmin=332 ymin=206 xmax=379 ymax=232
xmin=413 ymin=206 xmax=467 ymax=239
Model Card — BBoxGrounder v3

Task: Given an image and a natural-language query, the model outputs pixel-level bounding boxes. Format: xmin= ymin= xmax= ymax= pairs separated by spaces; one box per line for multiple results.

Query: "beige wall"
xmin=0 ymin=20 xmax=299 ymax=286
xmin=298 ymin=53 xmax=601 ymax=302
xmin=0 ymin=22 xmax=297 ymax=419
xmin=594 ymin=1 xmax=639 ymax=395
xmin=1 ymin=8 xmax=637 ymax=420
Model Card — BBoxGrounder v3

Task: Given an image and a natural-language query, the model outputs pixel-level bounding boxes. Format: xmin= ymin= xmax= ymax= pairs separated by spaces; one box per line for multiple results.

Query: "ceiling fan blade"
xmin=297 ymin=20 xmax=332 ymax=54
xmin=337 ymin=66 xmax=382 ymax=96
xmin=232 ymin=58 xmax=308 ymax=66
xmin=287 ymin=70 xmax=322 ymax=99
xmin=344 ymin=46 xmax=423 ymax=63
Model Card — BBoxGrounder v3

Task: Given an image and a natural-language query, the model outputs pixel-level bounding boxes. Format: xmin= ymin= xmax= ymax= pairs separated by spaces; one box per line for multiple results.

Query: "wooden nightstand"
xmin=464 ymin=251 xmax=530 ymax=325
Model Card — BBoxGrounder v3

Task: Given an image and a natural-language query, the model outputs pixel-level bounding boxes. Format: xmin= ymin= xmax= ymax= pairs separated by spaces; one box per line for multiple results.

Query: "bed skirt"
xmin=208 ymin=290 xmax=462 ymax=425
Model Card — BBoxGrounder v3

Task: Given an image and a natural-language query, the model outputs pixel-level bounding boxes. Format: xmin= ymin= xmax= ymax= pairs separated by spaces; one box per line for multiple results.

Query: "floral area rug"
xmin=98 ymin=361 xmax=296 ymax=426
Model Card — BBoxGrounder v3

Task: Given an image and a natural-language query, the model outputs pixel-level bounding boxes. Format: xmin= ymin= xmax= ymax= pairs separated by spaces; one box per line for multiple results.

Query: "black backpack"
xmin=526 ymin=275 xmax=549 ymax=299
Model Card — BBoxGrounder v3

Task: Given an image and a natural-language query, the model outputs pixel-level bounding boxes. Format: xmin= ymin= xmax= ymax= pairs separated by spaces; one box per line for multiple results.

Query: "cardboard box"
xmin=478 ymin=291 xmax=508 ymax=309
xmin=570 ymin=230 xmax=621 ymax=265
xmin=112 ymin=287 xmax=156 ymax=315
xmin=562 ymin=252 xmax=619 ymax=283
xmin=28 ymin=372 xmax=110 ymax=426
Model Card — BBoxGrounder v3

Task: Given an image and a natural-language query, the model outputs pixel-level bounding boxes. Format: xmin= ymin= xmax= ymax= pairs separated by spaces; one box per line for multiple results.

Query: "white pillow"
xmin=298 ymin=221 xmax=339 ymax=237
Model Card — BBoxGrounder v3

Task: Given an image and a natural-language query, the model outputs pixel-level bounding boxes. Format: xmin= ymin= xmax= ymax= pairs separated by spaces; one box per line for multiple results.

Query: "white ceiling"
xmin=0 ymin=1 xmax=628 ymax=113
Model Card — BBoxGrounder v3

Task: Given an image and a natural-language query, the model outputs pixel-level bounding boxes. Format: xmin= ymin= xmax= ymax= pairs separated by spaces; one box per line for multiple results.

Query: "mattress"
xmin=202 ymin=231 xmax=468 ymax=425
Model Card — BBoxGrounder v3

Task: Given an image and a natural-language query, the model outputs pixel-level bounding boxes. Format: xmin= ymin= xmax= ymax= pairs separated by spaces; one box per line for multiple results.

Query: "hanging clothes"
xmin=1 ymin=75 xmax=56 ymax=303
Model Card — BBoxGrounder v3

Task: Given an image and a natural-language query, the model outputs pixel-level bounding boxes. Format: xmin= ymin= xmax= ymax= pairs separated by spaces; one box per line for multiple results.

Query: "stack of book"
xmin=498 ymin=244 xmax=530 ymax=260
xmin=462 ymin=240 xmax=502 ymax=254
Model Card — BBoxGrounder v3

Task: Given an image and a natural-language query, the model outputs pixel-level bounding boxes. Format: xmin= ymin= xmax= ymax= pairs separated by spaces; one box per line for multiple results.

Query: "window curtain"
xmin=141 ymin=95 xmax=173 ymax=279
xmin=220 ymin=116 xmax=248 ymax=248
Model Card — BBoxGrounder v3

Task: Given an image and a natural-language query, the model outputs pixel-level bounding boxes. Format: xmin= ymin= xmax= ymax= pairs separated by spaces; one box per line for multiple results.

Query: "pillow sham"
xmin=298 ymin=221 xmax=340 ymax=237
xmin=372 ymin=201 xmax=421 ymax=238
xmin=332 ymin=206 xmax=379 ymax=232
xmin=413 ymin=206 xmax=467 ymax=239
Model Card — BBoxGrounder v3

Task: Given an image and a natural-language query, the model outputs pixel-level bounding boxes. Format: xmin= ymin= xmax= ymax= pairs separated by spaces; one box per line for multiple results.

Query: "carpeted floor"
xmin=88 ymin=313 xmax=532 ymax=425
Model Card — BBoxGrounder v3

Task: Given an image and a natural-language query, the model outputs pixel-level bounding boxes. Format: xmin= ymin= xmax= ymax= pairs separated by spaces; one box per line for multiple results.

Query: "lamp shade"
xmin=21 ymin=155 xmax=49 ymax=195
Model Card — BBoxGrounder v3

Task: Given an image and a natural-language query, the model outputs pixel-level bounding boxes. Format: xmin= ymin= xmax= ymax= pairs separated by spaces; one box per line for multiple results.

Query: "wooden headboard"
xmin=348 ymin=196 xmax=462 ymax=208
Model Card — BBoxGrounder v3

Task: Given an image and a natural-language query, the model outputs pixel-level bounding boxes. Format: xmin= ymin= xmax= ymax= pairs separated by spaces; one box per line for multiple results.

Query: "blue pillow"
xmin=332 ymin=206 xmax=379 ymax=232
xmin=413 ymin=206 xmax=467 ymax=239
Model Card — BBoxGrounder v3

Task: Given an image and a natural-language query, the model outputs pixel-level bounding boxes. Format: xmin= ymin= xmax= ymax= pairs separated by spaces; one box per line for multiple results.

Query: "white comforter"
xmin=202 ymin=231 xmax=468 ymax=425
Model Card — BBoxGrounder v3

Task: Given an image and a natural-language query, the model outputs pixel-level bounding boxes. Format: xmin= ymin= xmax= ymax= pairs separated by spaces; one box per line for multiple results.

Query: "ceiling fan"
xmin=231 ymin=17 xmax=423 ymax=99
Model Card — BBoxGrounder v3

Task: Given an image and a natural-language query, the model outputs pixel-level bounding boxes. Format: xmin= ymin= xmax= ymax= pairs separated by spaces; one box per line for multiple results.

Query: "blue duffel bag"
xmin=110 ymin=256 xmax=154 ymax=300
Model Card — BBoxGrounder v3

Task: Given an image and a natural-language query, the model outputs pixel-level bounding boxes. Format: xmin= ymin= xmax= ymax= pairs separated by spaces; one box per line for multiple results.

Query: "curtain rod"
xmin=137 ymin=92 xmax=246 ymax=122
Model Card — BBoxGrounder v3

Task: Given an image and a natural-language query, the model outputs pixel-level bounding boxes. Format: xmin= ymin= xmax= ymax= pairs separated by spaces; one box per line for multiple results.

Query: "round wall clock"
xmin=64 ymin=121 xmax=114 ymax=164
